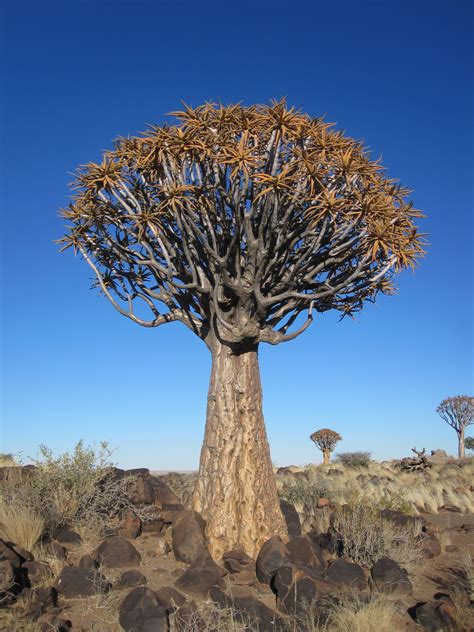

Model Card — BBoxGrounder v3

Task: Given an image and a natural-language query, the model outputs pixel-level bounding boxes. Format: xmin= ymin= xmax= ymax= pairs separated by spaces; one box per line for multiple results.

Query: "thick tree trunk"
xmin=458 ymin=427 xmax=465 ymax=459
xmin=323 ymin=449 xmax=330 ymax=465
xmin=193 ymin=339 xmax=288 ymax=560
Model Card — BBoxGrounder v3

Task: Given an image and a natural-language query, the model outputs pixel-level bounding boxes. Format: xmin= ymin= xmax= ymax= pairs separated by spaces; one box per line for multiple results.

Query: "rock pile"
xmin=0 ymin=466 xmax=467 ymax=632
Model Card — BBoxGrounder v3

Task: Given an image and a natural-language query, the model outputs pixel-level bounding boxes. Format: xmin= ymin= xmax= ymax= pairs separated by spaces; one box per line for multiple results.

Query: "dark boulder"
xmin=55 ymin=529 xmax=83 ymax=546
xmin=148 ymin=475 xmax=182 ymax=509
xmin=21 ymin=586 xmax=58 ymax=621
xmin=126 ymin=468 xmax=150 ymax=477
xmin=171 ymin=509 xmax=207 ymax=564
xmin=119 ymin=508 xmax=142 ymax=539
xmin=56 ymin=566 xmax=110 ymax=598
xmin=280 ymin=499 xmax=302 ymax=539
xmin=78 ymin=554 xmax=99 ymax=570
xmin=371 ymin=557 xmax=412 ymax=595
xmin=24 ymin=560 xmax=50 ymax=586
xmin=272 ymin=563 xmax=335 ymax=617
xmin=228 ymin=569 xmax=257 ymax=586
xmin=116 ymin=569 xmax=148 ymax=590
xmin=413 ymin=600 xmax=457 ymax=631
xmin=210 ymin=584 xmax=286 ymax=632
xmin=43 ymin=541 xmax=68 ymax=560
xmin=0 ymin=539 xmax=24 ymax=569
xmin=323 ymin=559 xmax=367 ymax=590
xmin=174 ymin=552 xmax=226 ymax=597
xmin=131 ymin=475 xmax=155 ymax=505
xmin=256 ymin=536 xmax=289 ymax=584
xmin=221 ymin=548 xmax=255 ymax=574
xmin=119 ymin=586 xmax=168 ymax=632
xmin=287 ymin=534 xmax=326 ymax=572
xmin=380 ymin=509 xmax=425 ymax=530
xmin=0 ymin=559 xmax=16 ymax=605
xmin=155 ymin=585 xmax=186 ymax=612
xmin=94 ymin=535 xmax=141 ymax=568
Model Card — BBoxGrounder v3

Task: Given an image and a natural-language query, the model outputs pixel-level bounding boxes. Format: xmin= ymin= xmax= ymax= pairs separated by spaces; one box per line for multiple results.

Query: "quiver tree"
xmin=59 ymin=100 xmax=425 ymax=559
xmin=437 ymin=396 xmax=474 ymax=458
xmin=310 ymin=428 xmax=342 ymax=464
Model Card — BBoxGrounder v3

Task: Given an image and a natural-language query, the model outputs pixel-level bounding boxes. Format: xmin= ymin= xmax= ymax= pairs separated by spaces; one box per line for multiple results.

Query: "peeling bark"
xmin=193 ymin=339 xmax=288 ymax=560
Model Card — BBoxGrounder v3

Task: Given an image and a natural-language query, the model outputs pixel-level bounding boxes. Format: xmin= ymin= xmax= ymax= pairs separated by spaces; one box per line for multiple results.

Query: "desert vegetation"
xmin=333 ymin=452 xmax=371 ymax=468
xmin=59 ymin=99 xmax=426 ymax=561
xmin=2 ymin=101 xmax=467 ymax=631
xmin=437 ymin=396 xmax=474 ymax=459
xmin=0 ymin=442 xmax=472 ymax=631
xmin=309 ymin=430 xmax=342 ymax=465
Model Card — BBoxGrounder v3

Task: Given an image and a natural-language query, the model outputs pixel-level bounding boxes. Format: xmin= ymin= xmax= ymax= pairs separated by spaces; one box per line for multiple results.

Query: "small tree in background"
xmin=310 ymin=428 xmax=342 ymax=464
xmin=464 ymin=437 xmax=474 ymax=452
xmin=60 ymin=100 xmax=425 ymax=559
xmin=437 ymin=396 xmax=474 ymax=458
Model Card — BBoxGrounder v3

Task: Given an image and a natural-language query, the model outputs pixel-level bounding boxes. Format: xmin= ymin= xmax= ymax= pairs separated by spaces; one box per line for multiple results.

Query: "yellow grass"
xmin=324 ymin=594 xmax=400 ymax=632
xmin=0 ymin=498 xmax=44 ymax=550
xmin=279 ymin=458 xmax=474 ymax=532
xmin=0 ymin=453 xmax=20 ymax=467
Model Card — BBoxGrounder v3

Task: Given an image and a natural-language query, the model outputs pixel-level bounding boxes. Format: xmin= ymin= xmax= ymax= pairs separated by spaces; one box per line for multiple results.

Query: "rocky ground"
xmin=0 ymin=463 xmax=473 ymax=632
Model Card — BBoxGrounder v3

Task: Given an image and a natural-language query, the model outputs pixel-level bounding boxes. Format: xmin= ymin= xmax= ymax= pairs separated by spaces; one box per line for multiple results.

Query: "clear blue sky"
xmin=1 ymin=1 xmax=472 ymax=469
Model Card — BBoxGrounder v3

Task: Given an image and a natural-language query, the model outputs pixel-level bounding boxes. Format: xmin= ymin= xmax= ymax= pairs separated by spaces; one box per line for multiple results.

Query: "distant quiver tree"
xmin=310 ymin=428 xmax=342 ymax=464
xmin=59 ymin=100 xmax=425 ymax=559
xmin=437 ymin=395 xmax=474 ymax=458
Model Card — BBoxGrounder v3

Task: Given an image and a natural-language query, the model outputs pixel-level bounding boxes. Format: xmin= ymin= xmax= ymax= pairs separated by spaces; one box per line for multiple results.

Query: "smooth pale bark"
xmin=193 ymin=339 xmax=288 ymax=560
xmin=322 ymin=450 xmax=330 ymax=465
xmin=458 ymin=427 xmax=465 ymax=459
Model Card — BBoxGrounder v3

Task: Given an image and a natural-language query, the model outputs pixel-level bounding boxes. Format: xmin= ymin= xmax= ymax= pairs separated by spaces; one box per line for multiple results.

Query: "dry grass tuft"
xmin=0 ymin=453 xmax=20 ymax=467
xmin=170 ymin=602 xmax=250 ymax=631
xmin=445 ymin=550 xmax=474 ymax=631
xmin=0 ymin=498 xmax=44 ymax=550
xmin=323 ymin=594 xmax=400 ymax=632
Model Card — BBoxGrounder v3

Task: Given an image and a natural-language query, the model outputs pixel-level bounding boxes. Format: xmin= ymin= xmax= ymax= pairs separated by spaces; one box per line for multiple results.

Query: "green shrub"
xmin=374 ymin=491 xmax=413 ymax=514
xmin=0 ymin=441 xmax=134 ymax=538
xmin=465 ymin=437 xmax=474 ymax=451
xmin=335 ymin=451 xmax=371 ymax=467
xmin=279 ymin=477 xmax=332 ymax=511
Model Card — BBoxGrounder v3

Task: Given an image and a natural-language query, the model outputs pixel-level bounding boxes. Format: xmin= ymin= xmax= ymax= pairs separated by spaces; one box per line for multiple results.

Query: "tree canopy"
xmin=437 ymin=396 xmax=474 ymax=433
xmin=60 ymin=100 xmax=425 ymax=349
xmin=310 ymin=428 xmax=342 ymax=452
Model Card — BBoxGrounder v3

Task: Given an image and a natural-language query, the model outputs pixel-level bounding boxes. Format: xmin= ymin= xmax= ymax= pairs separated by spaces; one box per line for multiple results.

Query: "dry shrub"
xmin=0 ymin=609 xmax=41 ymax=632
xmin=0 ymin=453 xmax=19 ymax=467
xmin=0 ymin=497 xmax=44 ymax=550
xmin=170 ymin=602 xmax=251 ymax=631
xmin=0 ymin=441 xmax=135 ymax=540
xmin=166 ymin=595 xmax=402 ymax=632
xmin=334 ymin=452 xmax=371 ymax=468
xmin=331 ymin=495 xmax=424 ymax=571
